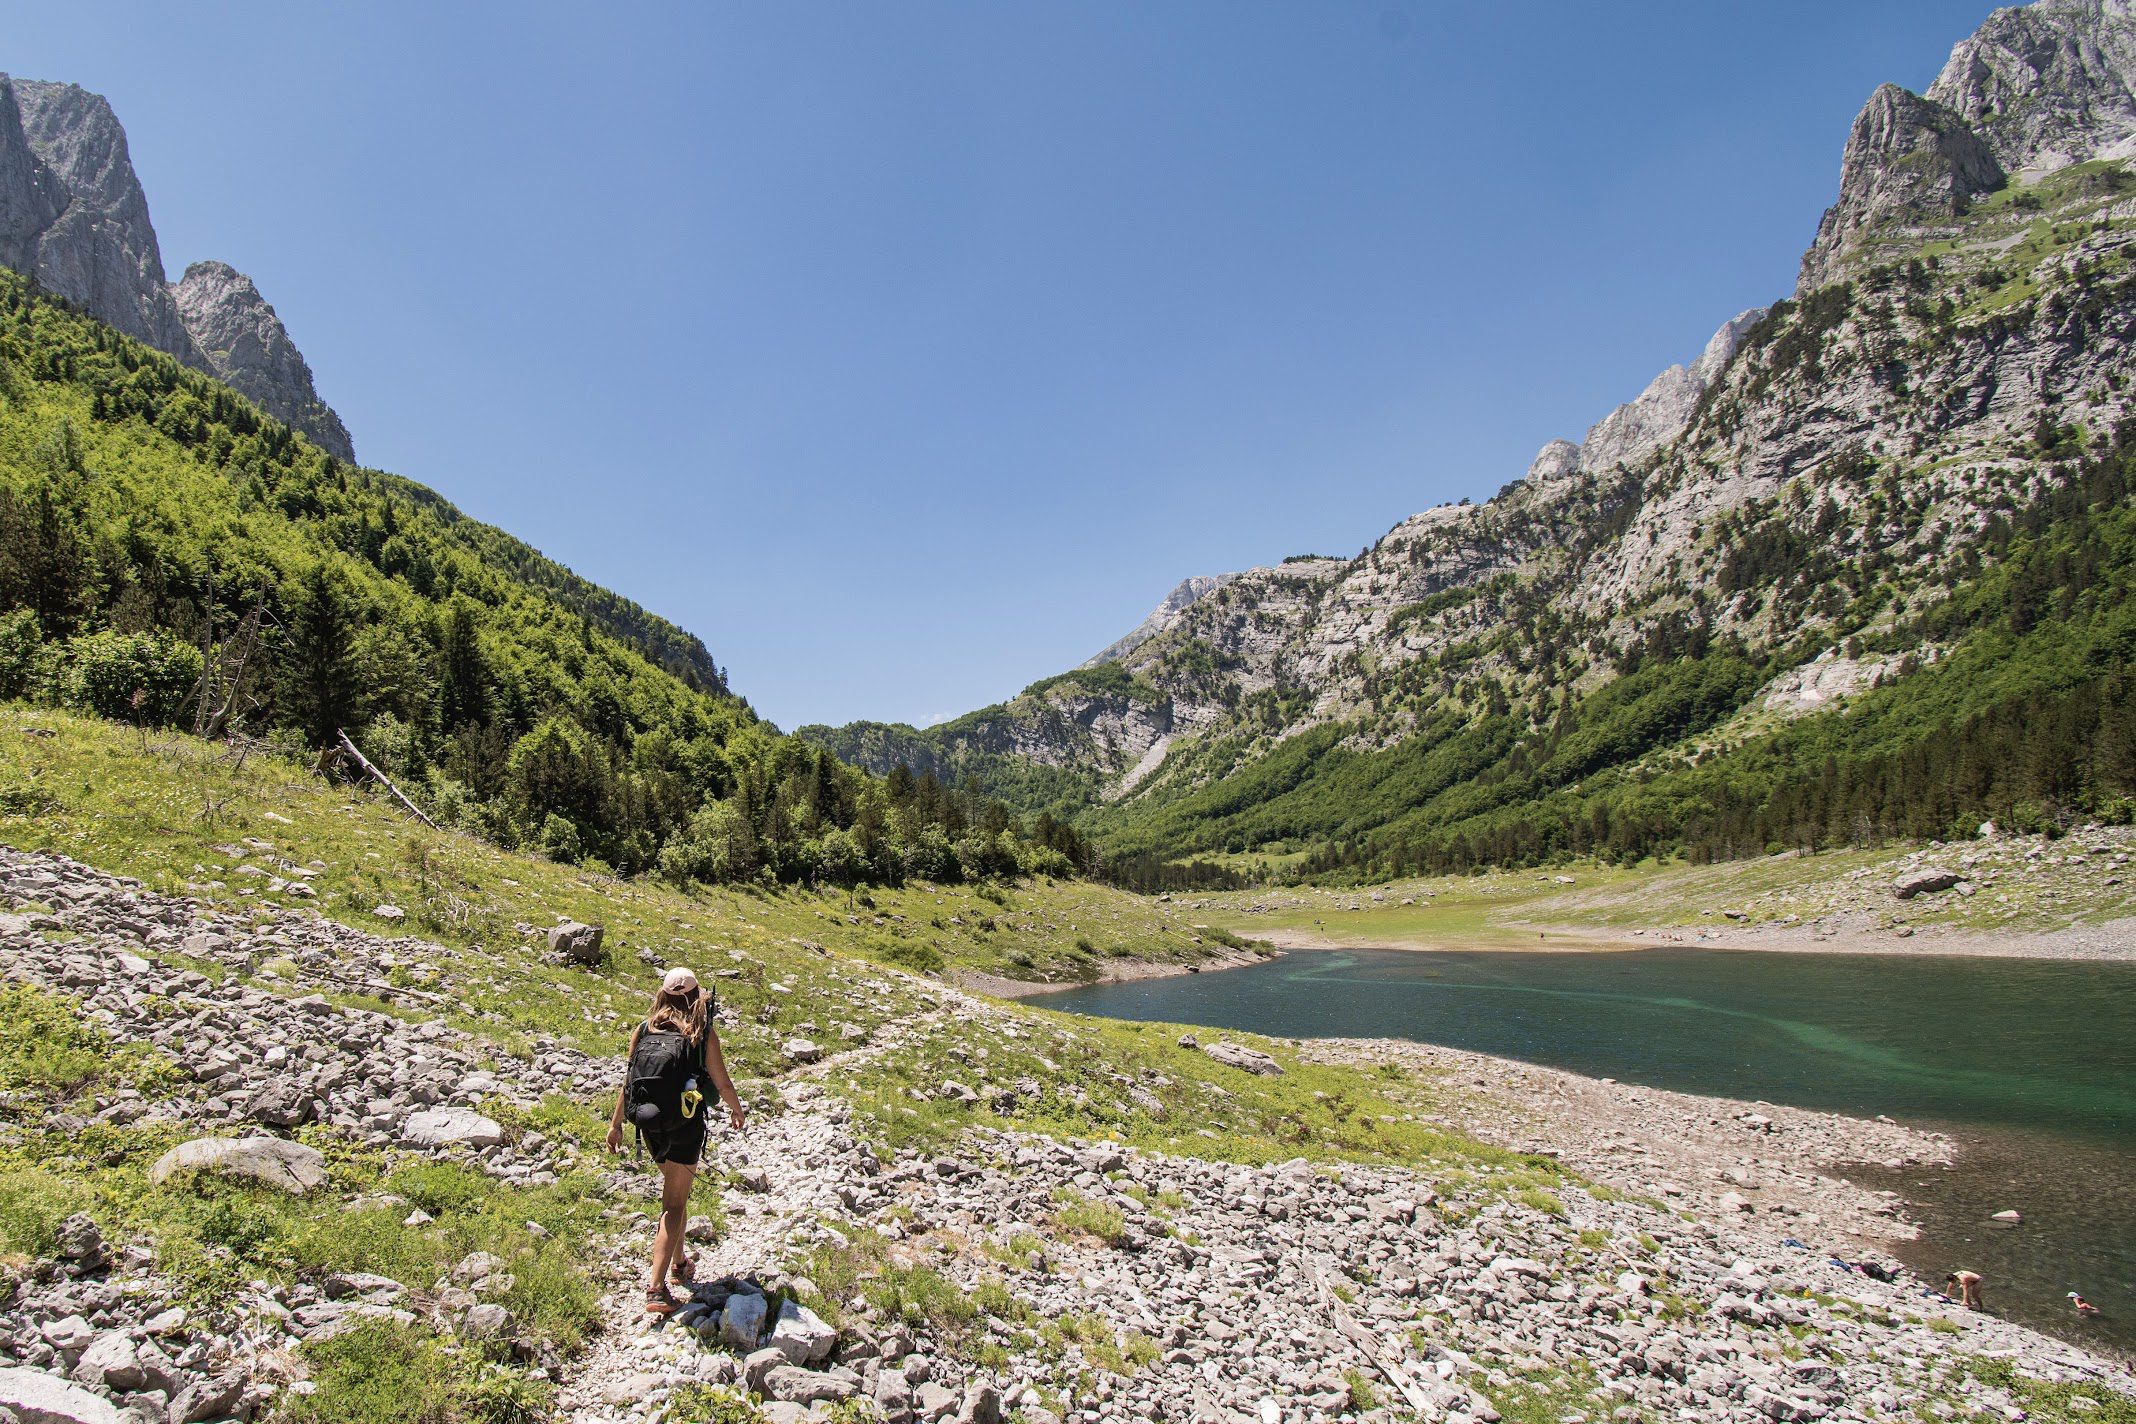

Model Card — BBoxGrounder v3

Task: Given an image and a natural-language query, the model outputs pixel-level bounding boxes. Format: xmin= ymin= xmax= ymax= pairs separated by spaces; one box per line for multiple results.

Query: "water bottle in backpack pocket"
xmin=626 ymin=1026 xmax=697 ymax=1139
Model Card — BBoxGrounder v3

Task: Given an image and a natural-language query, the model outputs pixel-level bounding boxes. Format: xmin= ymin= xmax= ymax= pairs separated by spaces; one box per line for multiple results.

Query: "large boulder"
xmin=766 ymin=1299 xmax=838 ymax=1365
xmin=719 ymin=1290 xmax=769 ymax=1350
xmin=1202 ymin=1041 xmax=1283 ymax=1076
xmin=402 ymin=1107 xmax=505 ymax=1150
xmin=1891 ymin=867 xmax=1963 ymax=900
xmin=0 ymin=1365 xmax=123 ymax=1424
xmin=547 ymin=921 xmax=606 ymax=965
xmin=149 ymin=1135 xmax=327 ymax=1194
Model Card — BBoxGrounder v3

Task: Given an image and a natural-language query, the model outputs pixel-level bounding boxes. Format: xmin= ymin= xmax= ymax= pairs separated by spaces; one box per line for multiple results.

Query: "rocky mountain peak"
xmin=171 ymin=261 xmax=355 ymax=463
xmin=5 ymin=77 xmax=199 ymax=361
xmin=1082 ymin=574 xmax=1237 ymax=668
xmin=1532 ymin=307 xmax=1767 ymax=483
xmin=1798 ymin=83 xmax=2006 ymax=292
xmin=1928 ymin=0 xmax=2136 ymax=176
xmin=0 ymin=73 xmax=354 ymax=460
xmin=1525 ymin=438 xmax=1583 ymax=483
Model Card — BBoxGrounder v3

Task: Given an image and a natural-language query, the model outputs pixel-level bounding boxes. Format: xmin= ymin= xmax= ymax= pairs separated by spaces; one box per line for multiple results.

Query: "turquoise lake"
xmin=1040 ymin=947 xmax=2136 ymax=1355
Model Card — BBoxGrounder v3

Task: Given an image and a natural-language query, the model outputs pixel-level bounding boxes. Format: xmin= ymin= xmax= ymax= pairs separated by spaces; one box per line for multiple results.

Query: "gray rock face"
xmin=0 ymin=79 xmax=65 ymax=276
xmin=0 ymin=74 xmax=354 ymax=460
xmin=1929 ymin=0 xmax=2136 ymax=176
xmin=5 ymin=78 xmax=198 ymax=362
xmin=1800 ymin=83 xmax=2006 ymax=291
xmin=1523 ymin=437 xmax=1583 ymax=483
xmin=1081 ymin=574 xmax=1238 ymax=669
xmin=171 ymin=261 xmax=355 ymax=462
xmin=1571 ymin=307 xmax=1767 ymax=477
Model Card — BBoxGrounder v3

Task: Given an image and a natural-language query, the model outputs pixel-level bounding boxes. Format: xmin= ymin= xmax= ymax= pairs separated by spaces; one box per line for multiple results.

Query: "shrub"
xmin=0 ymin=608 xmax=38 ymax=698
xmin=0 ymin=1166 xmax=88 ymax=1261
xmin=878 ymin=939 xmax=943 ymax=975
xmin=1049 ymin=1192 xmax=1127 ymax=1246
xmin=0 ymin=983 xmax=103 ymax=1095
xmin=48 ymin=629 xmax=202 ymax=724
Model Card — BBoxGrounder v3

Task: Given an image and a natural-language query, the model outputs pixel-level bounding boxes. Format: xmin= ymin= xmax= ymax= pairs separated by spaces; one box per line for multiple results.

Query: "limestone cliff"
xmin=1798 ymin=84 xmax=2006 ymax=292
xmin=6 ymin=78 xmax=200 ymax=362
xmin=1928 ymin=0 xmax=2136 ymax=176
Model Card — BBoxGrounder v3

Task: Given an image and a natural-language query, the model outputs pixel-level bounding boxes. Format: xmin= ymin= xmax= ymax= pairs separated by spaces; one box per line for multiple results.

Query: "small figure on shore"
xmin=1944 ymin=1270 xmax=1984 ymax=1310
xmin=2069 ymin=1291 xmax=2102 ymax=1318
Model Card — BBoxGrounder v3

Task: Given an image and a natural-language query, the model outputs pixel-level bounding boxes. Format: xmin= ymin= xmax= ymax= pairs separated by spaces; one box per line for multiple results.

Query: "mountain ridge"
xmin=808 ymin=0 xmax=2136 ymax=881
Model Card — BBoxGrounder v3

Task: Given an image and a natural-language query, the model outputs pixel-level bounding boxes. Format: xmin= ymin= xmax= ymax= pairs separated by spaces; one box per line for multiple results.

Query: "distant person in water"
xmin=608 ymin=967 xmax=746 ymax=1315
xmin=1945 ymin=1270 xmax=1984 ymax=1310
xmin=2070 ymin=1291 xmax=2102 ymax=1317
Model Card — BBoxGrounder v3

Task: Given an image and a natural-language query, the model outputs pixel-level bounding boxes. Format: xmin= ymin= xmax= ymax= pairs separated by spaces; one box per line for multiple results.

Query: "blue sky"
xmin=12 ymin=3 xmax=1993 ymax=729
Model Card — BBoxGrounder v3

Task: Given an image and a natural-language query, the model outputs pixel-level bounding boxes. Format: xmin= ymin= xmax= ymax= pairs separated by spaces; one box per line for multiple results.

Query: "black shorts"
xmin=641 ymin=1116 xmax=707 ymax=1167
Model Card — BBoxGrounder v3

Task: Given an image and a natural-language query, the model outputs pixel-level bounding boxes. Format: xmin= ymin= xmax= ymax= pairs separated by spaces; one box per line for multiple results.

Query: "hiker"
xmin=1945 ymin=1270 xmax=1984 ymax=1310
xmin=607 ymin=966 xmax=746 ymax=1316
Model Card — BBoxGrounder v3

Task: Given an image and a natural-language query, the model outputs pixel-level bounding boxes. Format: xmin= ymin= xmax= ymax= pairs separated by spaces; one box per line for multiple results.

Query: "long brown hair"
xmin=647 ymin=981 xmax=707 ymax=1041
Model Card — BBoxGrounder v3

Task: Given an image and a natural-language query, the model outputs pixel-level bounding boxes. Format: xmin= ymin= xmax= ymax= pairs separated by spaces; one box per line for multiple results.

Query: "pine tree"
xmin=0 ymin=481 xmax=93 ymax=636
xmin=281 ymin=562 xmax=360 ymax=748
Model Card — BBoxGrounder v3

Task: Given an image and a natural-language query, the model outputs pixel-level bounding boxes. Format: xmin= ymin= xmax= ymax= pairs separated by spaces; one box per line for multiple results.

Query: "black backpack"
xmin=626 ymin=1022 xmax=699 ymax=1137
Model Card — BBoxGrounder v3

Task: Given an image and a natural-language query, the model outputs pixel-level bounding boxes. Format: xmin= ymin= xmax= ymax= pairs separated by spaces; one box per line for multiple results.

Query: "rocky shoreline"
xmin=1 ymin=845 xmax=2130 ymax=1424
xmin=1246 ymin=920 xmax=2136 ymax=961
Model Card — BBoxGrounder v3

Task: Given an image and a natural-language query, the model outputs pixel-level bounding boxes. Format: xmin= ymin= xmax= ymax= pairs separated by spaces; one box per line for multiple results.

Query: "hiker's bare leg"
xmin=651 ymin=1161 xmax=694 ymax=1289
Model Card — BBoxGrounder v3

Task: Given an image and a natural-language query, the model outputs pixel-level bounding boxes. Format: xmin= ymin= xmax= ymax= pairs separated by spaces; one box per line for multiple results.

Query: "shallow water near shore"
xmin=1041 ymin=945 xmax=2136 ymax=1354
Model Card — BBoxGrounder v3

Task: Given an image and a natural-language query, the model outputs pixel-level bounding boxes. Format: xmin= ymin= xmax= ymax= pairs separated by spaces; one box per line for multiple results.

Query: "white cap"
xmin=661 ymin=967 xmax=699 ymax=995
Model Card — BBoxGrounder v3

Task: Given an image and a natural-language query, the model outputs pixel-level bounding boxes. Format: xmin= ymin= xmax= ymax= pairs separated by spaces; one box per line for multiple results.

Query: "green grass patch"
xmin=285 ymin=1317 xmax=549 ymax=1424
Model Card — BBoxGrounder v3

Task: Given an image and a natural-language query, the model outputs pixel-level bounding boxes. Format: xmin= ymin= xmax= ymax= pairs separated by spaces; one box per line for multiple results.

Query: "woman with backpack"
xmin=606 ymin=966 xmax=747 ymax=1315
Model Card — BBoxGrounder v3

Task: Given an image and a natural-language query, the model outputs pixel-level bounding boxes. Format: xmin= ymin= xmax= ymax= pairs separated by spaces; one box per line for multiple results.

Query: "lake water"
xmin=1039 ymin=947 xmax=2136 ymax=1355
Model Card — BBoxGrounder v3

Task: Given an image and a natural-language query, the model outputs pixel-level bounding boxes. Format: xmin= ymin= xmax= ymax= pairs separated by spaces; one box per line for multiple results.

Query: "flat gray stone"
xmin=1203 ymin=1040 xmax=1283 ymax=1075
xmin=402 ymin=1107 xmax=504 ymax=1149
xmin=149 ymin=1135 xmax=328 ymax=1195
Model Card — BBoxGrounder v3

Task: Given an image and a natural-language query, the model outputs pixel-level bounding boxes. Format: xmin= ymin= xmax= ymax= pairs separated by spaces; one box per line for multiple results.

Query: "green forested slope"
xmin=1087 ymin=425 xmax=2136 ymax=881
xmin=0 ymin=272 xmax=1082 ymax=883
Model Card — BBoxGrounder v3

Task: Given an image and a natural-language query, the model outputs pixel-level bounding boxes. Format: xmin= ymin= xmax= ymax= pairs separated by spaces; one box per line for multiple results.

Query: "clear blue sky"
xmin=12 ymin=3 xmax=1993 ymax=729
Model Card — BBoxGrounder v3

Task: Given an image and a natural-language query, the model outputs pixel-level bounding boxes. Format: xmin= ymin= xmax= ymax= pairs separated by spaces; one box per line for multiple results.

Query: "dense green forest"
xmin=0 ymin=270 xmax=1095 ymax=885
